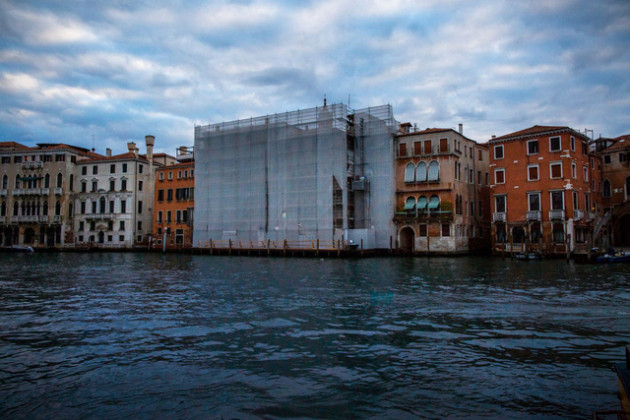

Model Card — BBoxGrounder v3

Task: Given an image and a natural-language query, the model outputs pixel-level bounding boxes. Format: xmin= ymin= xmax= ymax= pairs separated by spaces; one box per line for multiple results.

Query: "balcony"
xmin=41 ymin=188 xmax=50 ymax=195
xmin=549 ymin=209 xmax=565 ymax=220
xmin=52 ymin=215 xmax=62 ymax=223
xmin=526 ymin=211 xmax=541 ymax=221
xmin=0 ymin=216 xmax=5 ymax=224
xmin=573 ymin=209 xmax=584 ymax=221
xmin=54 ymin=187 xmax=63 ymax=195
xmin=493 ymin=212 xmax=506 ymax=222
xmin=394 ymin=210 xmax=454 ymax=222
xmin=586 ymin=211 xmax=596 ymax=221
xmin=22 ymin=161 xmax=43 ymax=169
xmin=0 ymin=189 xmax=6 ymax=197
xmin=84 ymin=213 xmax=115 ymax=220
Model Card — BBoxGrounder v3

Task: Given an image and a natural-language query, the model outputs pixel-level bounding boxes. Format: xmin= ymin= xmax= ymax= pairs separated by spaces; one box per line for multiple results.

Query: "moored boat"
xmin=4 ymin=245 xmax=34 ymax=253
xmin=514 ymin=252 xmax=540 ymax=260
xmin=594 ymin=346 xmax=630 ymax=419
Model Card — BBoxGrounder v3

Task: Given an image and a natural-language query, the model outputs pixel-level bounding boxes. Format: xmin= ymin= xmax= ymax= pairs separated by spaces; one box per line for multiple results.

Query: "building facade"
xmin=488 ymin=125 xmax=594 ymax=254
xmin=153 ymin=147 xmax=195 ymax=249
xmin=193 ymin=102 xmax=398 ymax=249
xmin=0 ymin=142 xmax=98 ymax=247
xmin=596 ymin=135 xmax=630 ymax=247
xmin=73 ymin=136 xmax=165 ymax=248
xmin=394 ymin=125 xmax=490 ymax=254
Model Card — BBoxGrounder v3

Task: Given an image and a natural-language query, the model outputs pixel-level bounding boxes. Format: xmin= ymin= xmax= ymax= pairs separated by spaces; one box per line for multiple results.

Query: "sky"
xmin=1 ymin=0 xmax=629 ymax=155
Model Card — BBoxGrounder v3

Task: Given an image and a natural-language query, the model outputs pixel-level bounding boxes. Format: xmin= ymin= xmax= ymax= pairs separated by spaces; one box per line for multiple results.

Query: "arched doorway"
xmin=24 ymin=228 xmax=35 ymax=244
xmin=399 ymin=226 xmax=415 ymax=253
xmin=616 ymin=214 xmax=630 ymax=246
xmin=98 ymin=231 xmax=105 ymax=244
xmin=512 ymin=226 xmax=526 ymax=243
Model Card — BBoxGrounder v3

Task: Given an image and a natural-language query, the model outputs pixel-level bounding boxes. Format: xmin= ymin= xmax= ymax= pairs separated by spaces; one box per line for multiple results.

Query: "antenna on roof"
xmin=91 ymin=135 xmax=95 ymax=151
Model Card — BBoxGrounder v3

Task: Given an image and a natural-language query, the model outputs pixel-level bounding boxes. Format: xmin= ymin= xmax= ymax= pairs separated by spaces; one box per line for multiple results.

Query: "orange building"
xmin=153 ymin=147 xmax=194 ymax=249
xmin=394 ymin=124 xmax=490 ymax=254
xmin=488 ymin=125 xmax=594 ymax=254
xmin=595 ymin=135 xmax=630 ymax=247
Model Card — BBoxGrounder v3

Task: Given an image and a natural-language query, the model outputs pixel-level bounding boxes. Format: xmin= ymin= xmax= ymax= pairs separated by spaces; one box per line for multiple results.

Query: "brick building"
xmin=153 ymin=146 xmax=194 ymax=249
xmin=394 ymin=124 xmax=490 ymax=254
xmin=488 ymin=125 xmax=594 ymax=255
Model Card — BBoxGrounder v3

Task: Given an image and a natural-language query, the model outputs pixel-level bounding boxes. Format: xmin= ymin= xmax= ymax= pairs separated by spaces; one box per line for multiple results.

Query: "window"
xmin=79 ymin=235 xmax=84 ymax=242
xmin=176 ymin=210 xmax=182 ymax=223
xmin=121 ymin=200 xmax=126 ymax=213
xmin=528 ymin=192 xmax=540 ymax=211
xmin=570 ymin=136 xmax=575 ymax=151
xmin=119 ymin=221 xmax=125 ymax=231
xmin=159 ymin=172 xmax=164 ymax=181
xmin=478 ymin=150 xmax=482 ymax=161
xmin=81 ymin=181 xmax=87 ymax=193
xmin=585 ymin=193 xmax=591 ymax=213
xmin=167 ymin=210 xmax=172 ymax=223
xmin=441 ymin=223 xmax=450 ymax=237
xmin=56 ymin=173 xmax=63 ymax=188
xmin=122 ymin=163 xmax=127 ymax=173
xmin=439 ymin=138 xmax=448 ymax=153
xmin=13 ymin=156 xmax=22 ymax=163
xmin=137 ymin=221 xmax=142 ymax=230
xmin=168 ymin=171 xmax=173 ymax=180
xmin=620 ymin=153 xmax=628 ymax=163
xmin=604 ymin=155 xmax=611 ymax=164
xmin=80 ymin=202 xmax=86 ymax=214
xmin=571 ymin=162 xmax=577 ymax=179
xmin=69 ymin=175 xmax=74 ymax=191
xmin=109 ymin=200 xmax=114 ymax=213
xmin=552 ymin=223 xmax=564 ymax=243
xmin=108 ymin=235 xmax=112 ymax=242
xmin=110 ymin=164 xmax=115 ymax=174
xmin=139 ymin=164 xmax=143 ymax=174
xmin=583 ymin=166 xmax=588 ymax=182
xmin=178 ymin=171 xmax=182 ymax=179
xmin=527 ymin=164 xmax=539 ymax=181
xmin=602 ymin=179 xmax=611 ymax=198
xmin=167 ymin=189 xmax=173 ymax=201
xmin=494 ymin=145 xmax=504 ymax=159
xmin=138 ymin=180 xmax=143 ymax=191
xmin=419 ymin=224 xmax=427 ymax=237
xmin=1 ymin=175 xmax=7 ymax=189
xmin=413 ymin=142 xmax=422 ymax=155
xmin=92 ymin=165 xmax=98 ymax=175
xmin=427 ymin=161 xmax=439 ymax=181
xmin=55 ymin=154 xmax=65 ymax=162
xmin=119 ymin=235 xmax=124 ymax=242
xmin=99 ymin=197 xmax=106 ymax=213
xmin=549 ymin=136 xmax=561 ymax=152
xmin=108 ymin=220 xmax=113 ymax=231
xmin=138 ymin=201 xmax=143 ymax=214
xmin=469 ymin=169 xmax=473 ymax=184
xmin=121 ymin=179 xmax=127 ymax=191
xmin=527 ymin=140 xmax=539 ymax=155
xmin=582 ymin=141 xmax=587 ymax=155
xmin=1 ymin=156 xmax=9 ymax=164
xmin=55 ymin=201 xmax=61 ymax=216
xmin=494 ymin=168 xmax=505 ymax=184
xmin=477 ymin=171 xmax=481 ymax=185
xmin=91 ymin=201 xmax=97 ymax=213
xmin=550 ymin=162 xmax=562 ymax=179
xmin=82 ymin=166 xmax=87 ymax=175
xmin=423 ymin=140 xmax=432 ymax=154
xmin=158 ymin=211 xmax=163 ymax=223
xmin=550 ymin=191 xmax=564 ymax=210
xmin=495 ymin=195 xmax=506 ymax=213
xmin=110 ymin=179 xmax=115 ymax=191
xmin=573 ymin=191 xmax=579 ymax=210
xmin=79 ymin=221 xmax=84 ymax=231
xmin=92 ymin=181 xmax=97 ymax=192
xmin=136 ymin=235 xmax=142 ymax=243
xmin=404 ymin=163 xmax=415 ymax=183
xmin=158 ymin=190 xmax=164 ymax=201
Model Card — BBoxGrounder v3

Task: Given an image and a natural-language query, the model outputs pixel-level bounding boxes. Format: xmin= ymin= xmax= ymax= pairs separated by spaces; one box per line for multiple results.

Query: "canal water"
xmin=0 ymin=253 xmax=628 ymax=419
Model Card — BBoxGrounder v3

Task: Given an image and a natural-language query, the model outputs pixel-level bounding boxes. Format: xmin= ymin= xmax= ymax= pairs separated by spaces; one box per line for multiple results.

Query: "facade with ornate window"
xmin=593 ymin=134 xmax=630 ymax=247
xmin=73 ymin=136 xmax=174 ymax=248
xmin=153 ymin=146 xmax=194 ymax=249
xmin=0 ymin=141 xmax=98 ymax=247
xmin=394 ymin=124 xmax=490 ymax=254
xmin=488 ymin=125 xmax=596 ymax=255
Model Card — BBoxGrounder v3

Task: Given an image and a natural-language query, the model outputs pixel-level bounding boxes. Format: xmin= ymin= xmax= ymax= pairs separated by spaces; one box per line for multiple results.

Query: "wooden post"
xmin=316 ymin=239 xmax=319 ymax=257
xmin=283 ymin=239 xmax=287 ymax=256
xmin=509 ymin=234 xmax=513 ymax=258
xmin=337 ymin=239 xmax=341 ymax=257
xmin=267 ymin=239 xmax=271 ymax=256
xmin=210 ymin=239 xmax=213 ymax=255
xmin=389 ymin=236 xmax=392 ymax=253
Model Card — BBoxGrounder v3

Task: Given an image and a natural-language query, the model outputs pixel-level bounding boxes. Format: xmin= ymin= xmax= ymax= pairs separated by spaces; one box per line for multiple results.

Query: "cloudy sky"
xmin=1 ymin=0 xmax=629 ymax=155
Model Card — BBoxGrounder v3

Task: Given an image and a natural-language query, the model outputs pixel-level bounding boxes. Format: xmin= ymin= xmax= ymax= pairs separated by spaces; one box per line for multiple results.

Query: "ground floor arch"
xmin=399 ymin=226 xmax=415 ymax=253
xmin=615 ymin=213 xmax=630 ymax=246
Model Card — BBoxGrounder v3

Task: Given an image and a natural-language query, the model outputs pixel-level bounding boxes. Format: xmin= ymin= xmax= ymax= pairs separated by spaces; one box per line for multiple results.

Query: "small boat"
xmin=595 ymin=249 xmax=630 ymax=263
xmin=514 ymin=252 xmax=540 ymax=260
xmin=594 ymin=346 xmax=630 ymax=419
xmin=5 ymin=245 xmax=34 ymax=253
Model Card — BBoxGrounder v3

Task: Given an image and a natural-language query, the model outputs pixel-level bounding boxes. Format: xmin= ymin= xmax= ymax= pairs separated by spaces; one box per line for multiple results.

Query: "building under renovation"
xmin=193 ymin=102 xmax=399 ymax=249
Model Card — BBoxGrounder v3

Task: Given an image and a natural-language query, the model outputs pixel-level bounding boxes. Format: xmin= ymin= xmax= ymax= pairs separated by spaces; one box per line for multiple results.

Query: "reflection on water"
xmin=0 ymin=253 xmax=628 ymax=418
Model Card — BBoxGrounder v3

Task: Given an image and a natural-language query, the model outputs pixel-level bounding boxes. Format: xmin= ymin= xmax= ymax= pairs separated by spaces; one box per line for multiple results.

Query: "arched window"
xmin=0 ymin=201 xmax=5 ymax=216
xmin=69 ymin=174 xmax=74 ymax=192
xmin=2 ymin=175 xmax=7 ymax=189
xmin=13 ymin=201 xmax=18 ymax=216
xmin=100 ymin=197 xmax=106 ymax=214
xmin=68 ymin=203 xmax=73 ymax=217
xmin=44 ymin=174 xmax=50 ymax=188
xmin=417 ymin=195 xmax=428 ymax=212
xmin=55 ymin=201 xmax=61 ymax=216
xmin=56 ymin=173 xmax=63 ymax=188
xmin=15 ymin=175 xmax=21 ymax=189
xmin=427 ymin=161 xmax=440 ymax=181
xmin=43 ymin=201 xmax=48 ymax=216
xmin=404 ymin=196 xmax=416 ymax=211
xmin=416 ymin=162 xmax=427 ymax=182
xmin=602 ymin=179 xmax=611 ymax=198
xmin=428 ymin=195 xmax=440 ymax=211
xmin=404 ymin=163 xmax=415 ymax=183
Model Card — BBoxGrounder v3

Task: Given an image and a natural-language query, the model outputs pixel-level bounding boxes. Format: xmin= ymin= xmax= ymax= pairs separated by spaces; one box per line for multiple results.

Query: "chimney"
xmin=492 ymin=135 xmax=496 ymax=139
xmin=127 ymin=142 xmax=136 ymax=154
xmin=106 ymin=148 xmax=112 ymax=157
xmin=145 ymin=135 xmax=155 ymax=163
xmin=458 ymin=123 xmax=463 ymax=134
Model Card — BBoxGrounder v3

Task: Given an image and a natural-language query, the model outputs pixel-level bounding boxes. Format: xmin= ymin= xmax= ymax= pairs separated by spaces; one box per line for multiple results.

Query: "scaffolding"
xmin=193 ymin=103 xmax=399 ymax=249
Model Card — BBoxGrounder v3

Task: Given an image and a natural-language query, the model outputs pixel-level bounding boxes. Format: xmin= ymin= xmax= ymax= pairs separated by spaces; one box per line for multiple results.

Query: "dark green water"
xmin=0 ymin=253 xmax=628 ymax=419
